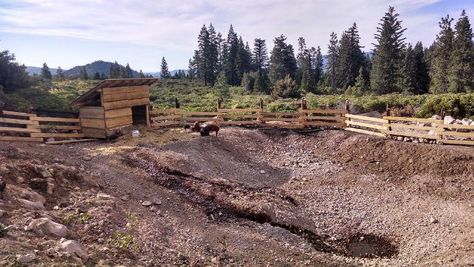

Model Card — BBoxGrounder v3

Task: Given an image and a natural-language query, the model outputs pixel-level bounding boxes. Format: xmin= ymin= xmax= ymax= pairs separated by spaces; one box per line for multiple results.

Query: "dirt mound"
xmin=133 ymin=135 xmax=291 ymax=188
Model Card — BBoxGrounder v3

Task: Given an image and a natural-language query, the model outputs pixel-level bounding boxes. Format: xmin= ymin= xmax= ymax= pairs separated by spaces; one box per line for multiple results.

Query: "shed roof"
xmin=71 ymin=78 xmax=158 ymax=107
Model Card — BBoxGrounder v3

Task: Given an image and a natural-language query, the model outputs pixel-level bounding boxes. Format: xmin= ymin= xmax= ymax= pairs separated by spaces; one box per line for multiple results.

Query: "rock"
xmin=16 ymin=176 xmax=25 ymax=184
xmin=19 ymin=188 xmax=46 ymax=204
xmin=142 ymin=201 xmax=152 ymax=207
xmin=83 ymin=156 xmax=92 ymax=161
xmin=18 ymin=199 xmax=45 ymax=210
xmin=57 ymin=239 xmax=88 ymax=259
xmin=47 ymin=178 xmax=55 ymax=195
xmin=16 ymin=253 xmax=36 ymax=264
xmin=431 ymin=115 xmax=442 ymax=120
xmin=260 ymin=170 xmax=266 ymax=174
xmin=120 ymin=195 xmax=130 ymax=201
xmin=96 ymin=193 xmax=115 ymax=201
xmin=444 ymin=116 xmax=455 ymax=125
xmin=152 ymin=198 xmax=162 ymax=205
xmin=430 ymin=217 xmax=439 ymax=224
xmin=40 ymin=168 xmax=53 ymax=178
xmin=26 ymin=217 xmax=68 ymax=237
xmin=150 ymin=206 xmax=158 ymax=212
xmin=428 ymin=130 xmax=436 ymax=136
xmin=461 ymin=118 xmax=473 ymax=125
xmin=0 ymin=209 xmax=7 ymax=218
xmin=454 ymin=119 xmax=463 ymax=125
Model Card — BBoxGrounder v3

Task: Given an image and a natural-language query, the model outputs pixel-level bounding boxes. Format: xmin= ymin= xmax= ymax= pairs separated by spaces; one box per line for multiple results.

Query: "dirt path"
xmin=0 ymin=127 xmax=473 ymax=266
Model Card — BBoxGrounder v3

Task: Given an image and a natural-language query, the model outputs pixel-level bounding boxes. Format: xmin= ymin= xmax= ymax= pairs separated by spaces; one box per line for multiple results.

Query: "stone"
xmin=16 ymin=176 xmax=25 ymax=184
xmin=83 ymin=156 xmax=92 ymax=161
xmin=120 ymin=195 xmax=130 ymax=201
xmin=0 ymin=209 xmax=7 ymax=218
xmin=431 ymin=115 xmax=442 ymax=120
xmin=444 ymin=116 xmax=455 ymax=125
xmin=96 ymin=193 xmax=116 ymax=201
xmin=18 ymin=199 xmax=45 ymax=210
xmin=57 ymin=239 xmax=88 ymax=259
xmin=428 ymin=130 xmax=436 ymax=136
xmin=16 ymin=253 xmax=36 ymax=264
xmin=461 ymin=118 xmax=473 ymax=125
xmin=150 ymin=206 xmax=158 ymax=212
xmin=454 ymin=119 xmax=463 ymax=125
xmin=260 ymin=170 xmax=266 ymax=174
xmin=26 ymin=217 xmax=68 ymax=237
xmin=142 ymin=201 xmax=152 ymax=207
xmin=430 ymin=217 xmax=439 ymax=224
xmin=152 ymin=198 xmax=162 ymax=205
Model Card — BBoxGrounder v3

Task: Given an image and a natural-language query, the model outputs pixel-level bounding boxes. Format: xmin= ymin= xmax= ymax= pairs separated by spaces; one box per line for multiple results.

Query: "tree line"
xmin=188 ymin=6 xmax=473 ymax=97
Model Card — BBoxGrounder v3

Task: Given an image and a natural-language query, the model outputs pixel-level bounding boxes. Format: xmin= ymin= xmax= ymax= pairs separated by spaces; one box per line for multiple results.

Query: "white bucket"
xmin=132 ymin=130 xmax=140 ymax=138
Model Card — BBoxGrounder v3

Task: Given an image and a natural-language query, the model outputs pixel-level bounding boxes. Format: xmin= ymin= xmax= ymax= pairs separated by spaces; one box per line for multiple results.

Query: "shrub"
xmin=272 ymin=75 xmax=300 ymax=99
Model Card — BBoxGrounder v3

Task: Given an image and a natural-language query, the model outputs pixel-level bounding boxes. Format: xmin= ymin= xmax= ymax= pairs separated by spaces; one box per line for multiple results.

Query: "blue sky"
xmin=0 ymin=0 xmax=472 ymax=72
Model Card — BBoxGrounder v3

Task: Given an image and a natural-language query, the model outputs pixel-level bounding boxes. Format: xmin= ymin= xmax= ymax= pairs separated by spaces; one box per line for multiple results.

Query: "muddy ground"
xmin=0 ymin=127 xmax=473 ymax=266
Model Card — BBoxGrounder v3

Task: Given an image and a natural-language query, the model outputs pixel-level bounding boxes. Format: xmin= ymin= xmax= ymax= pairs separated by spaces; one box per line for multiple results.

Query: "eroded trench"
xmin=123 ymin=135 xmax=399 ymax=259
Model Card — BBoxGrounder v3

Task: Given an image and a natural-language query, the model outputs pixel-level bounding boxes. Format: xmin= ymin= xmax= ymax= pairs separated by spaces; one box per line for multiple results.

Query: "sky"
xmin=0 ymin=0 xmax=472 ymax=72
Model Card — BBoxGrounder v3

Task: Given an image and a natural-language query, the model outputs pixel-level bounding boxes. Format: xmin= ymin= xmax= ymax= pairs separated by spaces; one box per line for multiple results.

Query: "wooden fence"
xmin=151 ymin=107 xmax=346 ymax=129
xmin=0 ymin=110 xmax=85 ymax=142
xmin=345 ymin=114 xmax=474 ymax=146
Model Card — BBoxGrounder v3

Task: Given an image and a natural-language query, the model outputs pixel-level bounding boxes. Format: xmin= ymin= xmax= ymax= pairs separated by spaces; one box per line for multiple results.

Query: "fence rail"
xmin=344 ymin=114 xmax=474 ymax=146
xmin=151 ymin=107 xmax=345 ymax=129
xmin=0 ymin=109 xmax=85 ymax=142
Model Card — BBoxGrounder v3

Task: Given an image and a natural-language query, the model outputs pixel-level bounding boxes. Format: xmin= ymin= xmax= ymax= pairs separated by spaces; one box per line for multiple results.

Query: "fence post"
xmin=258 ymin=98 xmax=264 ymax=125
xmin=217 ymin=97 xmax=223 ymax=110
xmin=300 ymin=98 xmax=307 ymax=128
xmin=175 ymin=98 xmax=180 ymax=109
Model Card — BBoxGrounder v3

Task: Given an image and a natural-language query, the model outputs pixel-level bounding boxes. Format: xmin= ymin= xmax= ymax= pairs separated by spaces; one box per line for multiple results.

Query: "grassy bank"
xmin=2 ymin=78 xmax=473 ymax=119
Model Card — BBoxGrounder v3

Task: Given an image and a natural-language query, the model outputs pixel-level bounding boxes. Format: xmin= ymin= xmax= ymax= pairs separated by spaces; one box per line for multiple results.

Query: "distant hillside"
xmin=26 ymin=66 xmax=57 ymax=76
xmin=145 ymin=70 xmax=188 ymax=78
xmin=27 ymin=61 xmax=186 ymax=78
xmin=63 ymin=60 xmax=140 ymax=78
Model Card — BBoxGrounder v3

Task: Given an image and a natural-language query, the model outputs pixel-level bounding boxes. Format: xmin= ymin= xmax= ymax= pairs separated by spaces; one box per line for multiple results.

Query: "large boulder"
xmin=26 ymin=218 xmax=68 ymax=237
xmin=444 ymin=116 xmax=455 ymax=125
xmin=57 ymin=239 xmax=88 ymax=259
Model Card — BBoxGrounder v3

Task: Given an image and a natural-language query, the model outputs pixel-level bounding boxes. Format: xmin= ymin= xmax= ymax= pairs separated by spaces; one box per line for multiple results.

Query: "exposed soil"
xmin=0 ymin=127 xmax=473 ymax=266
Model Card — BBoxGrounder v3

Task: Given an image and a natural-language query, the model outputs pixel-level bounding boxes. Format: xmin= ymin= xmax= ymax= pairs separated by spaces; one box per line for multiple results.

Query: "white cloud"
xmin=0 ymin=0 xmax=471 ymax=68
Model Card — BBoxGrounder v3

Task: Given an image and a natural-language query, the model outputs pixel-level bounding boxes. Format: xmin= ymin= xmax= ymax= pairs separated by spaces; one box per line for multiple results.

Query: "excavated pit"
xmin=122 ymin=131 xmax=409 ymax=259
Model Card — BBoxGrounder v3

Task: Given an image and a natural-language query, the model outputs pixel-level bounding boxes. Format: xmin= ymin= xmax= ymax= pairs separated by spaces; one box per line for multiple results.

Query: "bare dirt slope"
xmin=0 ymin=127 xmax=472 ymax=266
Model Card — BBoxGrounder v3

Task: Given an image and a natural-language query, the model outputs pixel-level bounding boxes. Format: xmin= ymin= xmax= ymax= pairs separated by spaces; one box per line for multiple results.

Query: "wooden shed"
xmin=71 ymin=78 xmax=158 ymax=138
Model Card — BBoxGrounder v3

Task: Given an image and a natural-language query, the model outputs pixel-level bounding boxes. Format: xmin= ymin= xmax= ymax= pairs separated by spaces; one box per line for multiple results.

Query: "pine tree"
xmin=325 ymin=32 xmax=339 ymax=91
xmin=56 ymin=66 xmax=65 ymax=80
xmin=337 ymin=23 xmax=364 ymax=89
xmin=100 ymin=73 xmax=107 ymax=80
xmin=312 ymin=46 xmax=324 ymax=92
xmin=41 ymin=63 xmax=52 ymax=80
xmin=93 ymin=72 xmax=101 ymax=80
xmin=139 ymin=69 xmax=145 ymax=78
xmin=252 ymin=38 xmax=270 ymax=93
xmin=125 ymin=63 xmax=133 ymax=78
xmin=400 ymin=43 xmax=417 ymax=93
xmin=80 ymin=66 xmax=88 ymax=80
xmin=0 ymin=50 xmax=30 ymax=93
xmin=370 ymin=6 xmax=407 ymax=94
xmin=236 ymin=39 xmax=252 ymax=82
xmin=207 ymin=23 xmax=220 ymax=84
xmin=430 ymin=15 xmax=454 ymax=93
xmin=161 ymin=57 xmax=171 ymax=78
xmin=253 ymin=38 xmax=268 ymax=72
xmin=269 ymin=35 xmax=297 ymax=84
xmin=413 ymin=42 xmax=430 ymax=94
xmin=448 ymin=10 xmax=473 ymax=92
xmin=225 ymin=25 xmax=240 ymax=85
xmin=188 ymin=56 xmax=197 ymax=80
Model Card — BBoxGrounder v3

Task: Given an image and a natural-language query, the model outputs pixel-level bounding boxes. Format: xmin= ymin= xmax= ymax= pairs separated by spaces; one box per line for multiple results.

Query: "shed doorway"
xmin=132 ymin=105 xmax=148 ymax=125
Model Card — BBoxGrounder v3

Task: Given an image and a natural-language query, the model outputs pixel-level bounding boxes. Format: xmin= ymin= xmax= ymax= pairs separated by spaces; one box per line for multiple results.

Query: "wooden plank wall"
xmin=101 ymin=86 xmax=150 ymax=110
xmin=0 ymin=110 xmax=84 ymax=142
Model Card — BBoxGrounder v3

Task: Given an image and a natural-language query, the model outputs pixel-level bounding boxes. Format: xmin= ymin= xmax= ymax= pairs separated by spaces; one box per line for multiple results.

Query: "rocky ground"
xmin=0 ymin=127 xmax=472 ymax=266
